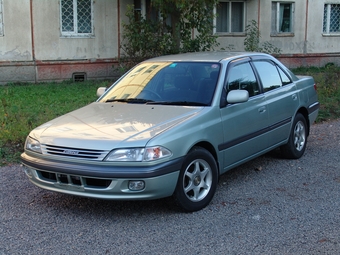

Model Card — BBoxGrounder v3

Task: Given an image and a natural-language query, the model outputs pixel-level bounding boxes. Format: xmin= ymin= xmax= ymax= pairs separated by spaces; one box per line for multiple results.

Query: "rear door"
xmin=219 ymin=58 xmax=269 ymax=171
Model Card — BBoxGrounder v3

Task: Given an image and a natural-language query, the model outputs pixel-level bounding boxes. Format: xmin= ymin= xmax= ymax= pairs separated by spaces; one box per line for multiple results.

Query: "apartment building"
xmin=0 ymin=0 xmax=339 ymax=83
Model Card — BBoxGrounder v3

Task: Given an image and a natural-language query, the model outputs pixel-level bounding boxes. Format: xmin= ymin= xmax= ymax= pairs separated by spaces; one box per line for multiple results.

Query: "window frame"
xmin=134 ymin=0 xmax=171 ymax=26
xmin=271 ymin=1 xmax=295 ymax=36
xmin=225 ymin=61 xmax=260 ymax=97
xmin=213 ymin=1 xmax=247 ymax=35
xmin=60 ymin=0 xmax=94 ymax=38
xmin=323 ymin=3 xmax=340 ymax=36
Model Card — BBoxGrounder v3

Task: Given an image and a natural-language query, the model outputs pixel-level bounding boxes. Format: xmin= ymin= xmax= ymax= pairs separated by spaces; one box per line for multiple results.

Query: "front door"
xmin=219 ymin=59 xmax=269 ymax=172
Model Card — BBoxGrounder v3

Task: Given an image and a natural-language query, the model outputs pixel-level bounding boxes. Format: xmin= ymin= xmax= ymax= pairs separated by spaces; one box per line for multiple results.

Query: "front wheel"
xmin=174 ymin=147 xmax=218 ymax=212
xmin=281 ymin=113 xmax=308 ymax=159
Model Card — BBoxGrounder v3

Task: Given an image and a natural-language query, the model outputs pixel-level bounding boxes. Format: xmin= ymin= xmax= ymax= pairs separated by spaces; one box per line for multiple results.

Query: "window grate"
xmin=61 ymin=0 xmax=74 ymax=32
xmin=61 ymin=0 xmax=93 ymax=37
xmin=77 ymin=0 xmax=92 ymax=33
xmin=323 ymin=4 xmax=340 ymax=34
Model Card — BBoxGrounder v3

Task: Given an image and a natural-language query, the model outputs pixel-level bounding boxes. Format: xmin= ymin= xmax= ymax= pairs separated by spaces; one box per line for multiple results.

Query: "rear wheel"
xmin=281 ymin=113 xmax=308 ymax=159
xmin=174 ymin=147 xmax=218 ymax=212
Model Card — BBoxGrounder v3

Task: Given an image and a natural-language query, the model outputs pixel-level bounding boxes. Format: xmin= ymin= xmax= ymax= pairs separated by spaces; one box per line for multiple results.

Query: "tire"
xmin=281 ymin=113 xmax=308 ymax=159
xmin=174 ymin=146 xmax=218 ymax=212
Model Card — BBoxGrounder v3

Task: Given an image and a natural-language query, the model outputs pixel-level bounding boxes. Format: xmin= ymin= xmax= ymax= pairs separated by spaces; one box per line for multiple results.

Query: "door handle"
xmin=292 ymin=94 xmax=298 ymax=100
xmin=258 ymin=106 xmax=266 ymax=113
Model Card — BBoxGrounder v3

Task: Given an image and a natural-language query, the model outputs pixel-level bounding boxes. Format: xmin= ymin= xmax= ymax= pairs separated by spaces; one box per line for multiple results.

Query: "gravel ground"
xmin=1 ymin=119 xmax=339 ymax=255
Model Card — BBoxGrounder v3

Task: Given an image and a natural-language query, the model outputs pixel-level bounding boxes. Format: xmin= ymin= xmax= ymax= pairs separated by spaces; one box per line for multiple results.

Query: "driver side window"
xmin=226 ymin=62 xmax=260 ymax=97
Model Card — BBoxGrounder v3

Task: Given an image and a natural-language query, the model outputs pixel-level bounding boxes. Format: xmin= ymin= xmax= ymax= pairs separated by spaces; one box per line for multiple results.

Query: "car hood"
xmin=30 ymin=102 xmax=202 ymax=150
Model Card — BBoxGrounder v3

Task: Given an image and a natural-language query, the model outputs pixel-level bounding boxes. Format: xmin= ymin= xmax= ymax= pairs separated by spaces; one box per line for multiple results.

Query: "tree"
xmin=121 ymin=0 xmax=219 ymax=65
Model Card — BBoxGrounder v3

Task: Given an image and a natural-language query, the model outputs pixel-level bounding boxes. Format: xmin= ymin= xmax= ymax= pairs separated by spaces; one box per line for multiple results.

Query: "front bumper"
xmin=21 ymin=152 xmax=183 ymax=200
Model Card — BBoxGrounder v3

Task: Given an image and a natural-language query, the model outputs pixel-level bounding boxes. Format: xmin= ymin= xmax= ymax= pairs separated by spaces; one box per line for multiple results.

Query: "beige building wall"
xmin=216 ymin=0 xmax=340 ymax=55
xmin=1 ymin=0 xmax=340 ymax=83
xmin=0 ymin=0 xmax=32 ymax=61
xmin=0 ymin=0 xmax=125 ymax=83
xmin=32 ymin=0 xmax=119 ymax=60
xmin=305 ymin=0 xmax=340 ymax=53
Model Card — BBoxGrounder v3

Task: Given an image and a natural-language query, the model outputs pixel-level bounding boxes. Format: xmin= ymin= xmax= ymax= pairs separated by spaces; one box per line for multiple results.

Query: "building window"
xmin=271 ymin=2 xmax=294 ymax=35
xmin=134 ymin=0 xmax=171 ymax=26
xmin=323 ymin=4 xmax=340 ymax=34
xmin=60 ymin=0 xmax=93 ymax=37
xmin=214 ymin=1 xmax=246 ymax=34
xmin=0 ymin=0 xmax=3 ymax=36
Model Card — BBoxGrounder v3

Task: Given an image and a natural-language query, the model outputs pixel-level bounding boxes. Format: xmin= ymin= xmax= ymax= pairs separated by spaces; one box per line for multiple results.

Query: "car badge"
xmin=63 ymin=150 xmax=79 ymax=155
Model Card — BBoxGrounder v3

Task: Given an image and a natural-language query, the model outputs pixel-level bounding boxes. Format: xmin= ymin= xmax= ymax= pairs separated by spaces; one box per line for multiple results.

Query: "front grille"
xmin=41 ymin=144 xmax=109 ymax=161
xmin=38 ymin=170 xmax=111 ymax=189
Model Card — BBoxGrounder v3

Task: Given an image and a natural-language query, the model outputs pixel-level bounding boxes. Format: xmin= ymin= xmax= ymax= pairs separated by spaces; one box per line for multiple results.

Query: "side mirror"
xmin=227 ymin=90 xmax=249 ymax=104
xmin=96 ymin=87 xmax=107 ymax=97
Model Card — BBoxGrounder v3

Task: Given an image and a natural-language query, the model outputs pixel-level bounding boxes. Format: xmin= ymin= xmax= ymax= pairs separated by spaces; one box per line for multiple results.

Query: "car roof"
xmin=144 ymin=51 xmax=271 ymax=63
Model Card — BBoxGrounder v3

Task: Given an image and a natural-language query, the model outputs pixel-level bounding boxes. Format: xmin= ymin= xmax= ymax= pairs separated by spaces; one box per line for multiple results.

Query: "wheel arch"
xmin=190 ymin=141 xmax=220 ymax=175
xmin=296 ymin=107 xmax=310 ymax=136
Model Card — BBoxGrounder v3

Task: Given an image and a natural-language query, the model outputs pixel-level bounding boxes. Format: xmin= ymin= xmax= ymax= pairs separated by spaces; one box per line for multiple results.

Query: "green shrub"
xmin=120 ymin=1 xmax=219 ymax=68
xmin=244 ymin=20 xmax=281 ymax=54
xmin=292 ymin=64 xmax=340 ymax=122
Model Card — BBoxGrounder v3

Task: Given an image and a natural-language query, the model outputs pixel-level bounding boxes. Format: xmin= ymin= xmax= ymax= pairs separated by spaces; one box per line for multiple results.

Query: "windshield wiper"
xmin=105 ymin=98 xmax=154 ymax=104
xmin=147 ymin=101 xmax=208 ymax=106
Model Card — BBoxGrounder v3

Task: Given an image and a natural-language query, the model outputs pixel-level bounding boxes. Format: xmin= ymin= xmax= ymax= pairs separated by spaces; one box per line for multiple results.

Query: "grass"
xmin=292 ymin=64 xmax=340 ymax=122
xmin=0 ymin=80 xmax=112 ymax=165
xmin=1 ymin=66 xmax=340 ymax=165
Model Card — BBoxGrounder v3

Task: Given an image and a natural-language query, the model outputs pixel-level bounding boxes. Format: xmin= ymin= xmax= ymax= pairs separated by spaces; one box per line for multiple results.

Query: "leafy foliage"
xmin=292 ymin=64 xmax=340 ymax=122
xmin=121 ymin=0 xmax=219 ymax=68
xmin=244 ymin=20 xmax=281 ymax=54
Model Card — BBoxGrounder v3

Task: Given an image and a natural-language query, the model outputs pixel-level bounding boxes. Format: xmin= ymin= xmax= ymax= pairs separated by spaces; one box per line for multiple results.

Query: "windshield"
xmin=99 ymin=61 xmax=221 ymax=106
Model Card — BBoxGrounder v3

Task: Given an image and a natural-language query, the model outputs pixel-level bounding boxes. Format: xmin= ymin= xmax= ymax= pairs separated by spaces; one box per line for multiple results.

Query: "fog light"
xmin=128 ymin=180 xmax=145 ymax=191
xmin=24 ymin=168 xmax=33 ymax=178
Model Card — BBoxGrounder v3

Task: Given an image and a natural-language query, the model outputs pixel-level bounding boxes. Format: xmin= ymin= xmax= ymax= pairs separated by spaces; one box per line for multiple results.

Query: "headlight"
xmin=105 ymin=146 xmax=172 ymax=162
xmin=25 ymin=136 xmax=42 ymax=154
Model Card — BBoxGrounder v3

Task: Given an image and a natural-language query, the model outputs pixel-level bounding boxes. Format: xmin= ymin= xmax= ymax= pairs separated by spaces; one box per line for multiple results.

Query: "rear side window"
xmin=253 ymin=61 xmax=291 ymax=92
xmin=278 ymin=67 xmax=291 ymax=85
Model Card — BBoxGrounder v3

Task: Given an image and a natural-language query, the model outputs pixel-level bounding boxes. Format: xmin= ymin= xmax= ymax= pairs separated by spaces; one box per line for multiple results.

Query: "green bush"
xmin=120 ymin=1 xmax=219 ymax=69
xmin=292 ymin=64 xmax=340 ymax=122
xmin=244 ymin=20 xmax=281 ymax=54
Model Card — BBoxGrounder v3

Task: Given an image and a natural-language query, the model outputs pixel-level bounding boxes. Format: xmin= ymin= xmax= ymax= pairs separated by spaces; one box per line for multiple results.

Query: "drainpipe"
xmin=117 ymin=0 xmax=121 ymax=61
xmin=304 ymin=0 xmax=309 ymax=54
xmin=29 ymin=0 xmax=37 ymax=83
xmin=257 ymin=0 xmax=260 ymax=29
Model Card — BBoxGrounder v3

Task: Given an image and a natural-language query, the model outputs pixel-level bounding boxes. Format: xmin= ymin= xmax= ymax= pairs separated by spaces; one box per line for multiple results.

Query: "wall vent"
xmin=72 ymin=72 xmax=87 ymax=82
